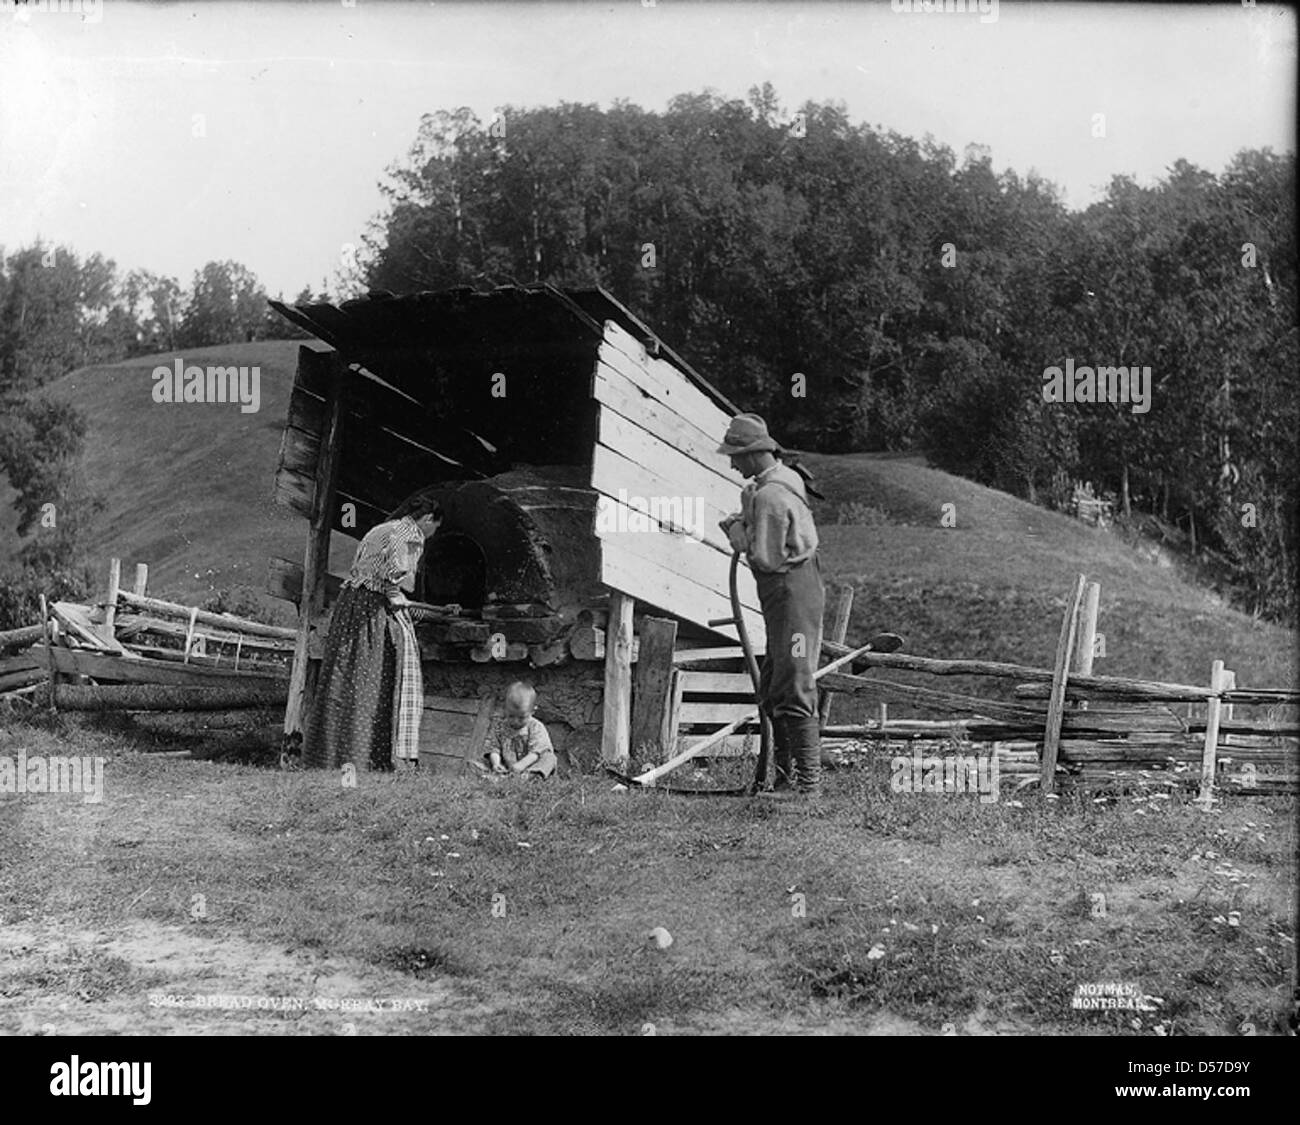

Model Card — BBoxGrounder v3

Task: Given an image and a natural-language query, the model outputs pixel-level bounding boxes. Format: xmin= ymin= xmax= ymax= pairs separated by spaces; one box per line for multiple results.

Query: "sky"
xmin=0 ymin=0 xmax=1295 ymax=299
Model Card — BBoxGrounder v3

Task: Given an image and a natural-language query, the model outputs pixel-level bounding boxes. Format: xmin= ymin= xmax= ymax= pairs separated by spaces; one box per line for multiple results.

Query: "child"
xmin=484 ymin=682 xmax=557 ymax=779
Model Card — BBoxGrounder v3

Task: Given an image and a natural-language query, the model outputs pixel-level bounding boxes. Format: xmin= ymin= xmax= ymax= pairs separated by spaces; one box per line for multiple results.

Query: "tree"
xmin=178 ymin=260 xmax=270 ymax=347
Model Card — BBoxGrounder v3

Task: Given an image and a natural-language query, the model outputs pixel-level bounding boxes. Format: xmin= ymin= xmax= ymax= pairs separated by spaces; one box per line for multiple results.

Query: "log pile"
xmin=1 ymin=558 xmax=293 ymax=714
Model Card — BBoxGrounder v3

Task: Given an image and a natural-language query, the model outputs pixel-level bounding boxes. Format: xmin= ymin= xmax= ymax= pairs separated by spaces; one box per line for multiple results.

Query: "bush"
xmin=201 ymin=585 xmax=279 ymax=625
xmin=0 ymin=560 xmax=94 ymax=633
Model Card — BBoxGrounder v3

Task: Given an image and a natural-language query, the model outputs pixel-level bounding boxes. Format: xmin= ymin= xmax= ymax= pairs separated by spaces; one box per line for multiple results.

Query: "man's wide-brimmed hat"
xmin=717 ymin=413 xmax=778 ymax=455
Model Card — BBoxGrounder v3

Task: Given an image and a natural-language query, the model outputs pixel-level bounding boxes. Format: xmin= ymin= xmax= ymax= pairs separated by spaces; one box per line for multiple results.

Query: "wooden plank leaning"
xmin=1040 ymin=574 xmax=1088 ymax=793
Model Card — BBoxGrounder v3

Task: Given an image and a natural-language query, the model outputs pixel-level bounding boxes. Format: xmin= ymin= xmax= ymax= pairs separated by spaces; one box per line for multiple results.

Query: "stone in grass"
xmin=647 ymin=926 xmax=673 ymax=950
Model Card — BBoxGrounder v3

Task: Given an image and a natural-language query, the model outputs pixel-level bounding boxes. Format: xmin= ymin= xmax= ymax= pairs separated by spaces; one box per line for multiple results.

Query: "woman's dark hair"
xmin=390 ymin=493 xmax=444 ymax=522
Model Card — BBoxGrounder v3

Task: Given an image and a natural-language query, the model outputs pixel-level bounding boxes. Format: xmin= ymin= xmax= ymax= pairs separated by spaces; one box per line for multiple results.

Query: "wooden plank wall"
xmin=591 ymin=321 xmax=766 ymax=651
xmin=271 ymin=346 xmax=439 ymax=536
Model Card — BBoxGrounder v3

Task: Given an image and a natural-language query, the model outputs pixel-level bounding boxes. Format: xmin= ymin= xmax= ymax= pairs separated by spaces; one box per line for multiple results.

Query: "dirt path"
xmin=0 ymin=918 xmax=494 ymax=1036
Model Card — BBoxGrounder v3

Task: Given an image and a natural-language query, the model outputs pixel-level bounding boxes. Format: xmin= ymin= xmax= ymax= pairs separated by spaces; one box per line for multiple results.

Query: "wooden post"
xmin=132 ymin=562 xmax=149 ymax=597
xmin=1073 ymin=581 xmax=1100 ymax=676
xmin=38 ymin=594 xmax=57 ymax=709
xmin=1040 ymin=574 xmax=1088 ymax=793
xmin=1071 ymin=580 xmax=1100 ymax=712
xmin=1198 ymin=660 xmax=1226 ymax=807
xmin=819 ymin=584 xmax=854 ymax=727
xmin=659 ymin=670 xmax=684 ymax=761
xmin=100 ymin=557 xmax=121 ymax=645
xmin=601 ymin=592 xmax=635 ymax=766
xmin=630 ymin=616 xmax=677 ymax=760
xmin=283 ymin=360 xmax=346 ymax=740
xmin=183 ymin=605 xmax=199 ymax=664
xmin=1221 ymin=669 xmax=1235 ymax=722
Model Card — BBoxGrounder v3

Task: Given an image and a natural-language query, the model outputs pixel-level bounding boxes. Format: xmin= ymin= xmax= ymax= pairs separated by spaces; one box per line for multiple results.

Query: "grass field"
xmin=1 ymin=341 xmax=1295 ymax=1035
xmin=0 ymin=714 xmax=1293 ymax=1036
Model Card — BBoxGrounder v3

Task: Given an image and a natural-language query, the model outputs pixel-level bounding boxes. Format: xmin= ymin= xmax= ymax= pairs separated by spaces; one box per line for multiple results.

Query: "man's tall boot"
xmin=790 ymin=716 xmax=823 ymax=795
xmin=763 ymin=715 xmax=795 ymax=793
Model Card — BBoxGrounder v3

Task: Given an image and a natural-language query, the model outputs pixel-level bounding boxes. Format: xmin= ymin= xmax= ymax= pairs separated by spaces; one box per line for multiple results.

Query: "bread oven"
xmin=400 ymin=465 xmax=606 ymax=655
xmin=269 ymin=283 xmax=764 ymax=767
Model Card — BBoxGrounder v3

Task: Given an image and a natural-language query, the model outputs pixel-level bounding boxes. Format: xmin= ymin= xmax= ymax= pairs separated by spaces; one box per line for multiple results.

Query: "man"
xmin=717 ymin=414 xmax=826 ymax=794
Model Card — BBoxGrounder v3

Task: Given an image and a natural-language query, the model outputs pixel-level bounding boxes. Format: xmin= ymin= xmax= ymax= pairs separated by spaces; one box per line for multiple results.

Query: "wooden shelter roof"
xmin=268 ymin=283 xmax=737 ymax=415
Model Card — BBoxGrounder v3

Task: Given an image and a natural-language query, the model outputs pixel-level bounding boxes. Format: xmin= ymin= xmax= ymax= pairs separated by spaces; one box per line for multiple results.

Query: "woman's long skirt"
xmin=303 ymin=586 xmax=421 ymax=770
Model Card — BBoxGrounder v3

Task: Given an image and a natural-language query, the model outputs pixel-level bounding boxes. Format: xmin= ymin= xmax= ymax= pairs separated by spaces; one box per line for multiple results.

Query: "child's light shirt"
xmin=487 ymin=715 xmax=556 ymax=777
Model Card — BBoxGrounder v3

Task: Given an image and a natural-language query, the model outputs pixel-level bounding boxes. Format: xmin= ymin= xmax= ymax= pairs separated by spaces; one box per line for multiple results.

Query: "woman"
xmin=303 ymin=496 xmax=442 ymax=771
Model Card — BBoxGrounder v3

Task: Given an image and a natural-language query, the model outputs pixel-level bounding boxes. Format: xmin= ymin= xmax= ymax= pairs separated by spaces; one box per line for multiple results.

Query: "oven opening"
xmin=419 ymin=532 xmax=487 ymax=610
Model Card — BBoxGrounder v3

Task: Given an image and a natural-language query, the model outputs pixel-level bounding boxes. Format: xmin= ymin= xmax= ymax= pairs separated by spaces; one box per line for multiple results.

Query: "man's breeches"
xmin=755 ymin=556 xmax=825 ymax=720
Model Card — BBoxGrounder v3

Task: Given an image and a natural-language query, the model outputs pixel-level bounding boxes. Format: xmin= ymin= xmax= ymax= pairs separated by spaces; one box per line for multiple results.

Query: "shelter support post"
xmin=601 ymin=591 xmax=635 ymax=767
xmin=283 ymin=359 xmax=346 ymax=745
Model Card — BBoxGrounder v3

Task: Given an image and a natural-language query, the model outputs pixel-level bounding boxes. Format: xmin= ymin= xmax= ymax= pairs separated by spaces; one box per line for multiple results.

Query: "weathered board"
xmin=266 ymin=556 xmax=346 ymax=609
xmin=601 ymin=541 xmax=766 ymax=651
xmin=630 ymin=617 xmax=677 ymax=757
xmin=34 ymin=644 xmax=287 ymax=688
xmin=679 ymin=671 xmax=757 ymax=694
xmin=590 ymin=319 xmax=771 ymax=645
xmin=596 ymin=407 xmax=740 ymax=533
xmin=419 ymin=694 xmax=496 ymax=773
xmin=593 ymin=490 xmax=761 ymax=616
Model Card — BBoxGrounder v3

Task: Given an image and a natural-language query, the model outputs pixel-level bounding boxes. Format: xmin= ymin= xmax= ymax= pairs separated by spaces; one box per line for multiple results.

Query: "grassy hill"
xmin=1 ymin=341 xmax=356 ymax=627
xmin=806 ymin=453 xmax=1298 ymax=695
xmin=3 ymin=341 xmax=1295 ymax=692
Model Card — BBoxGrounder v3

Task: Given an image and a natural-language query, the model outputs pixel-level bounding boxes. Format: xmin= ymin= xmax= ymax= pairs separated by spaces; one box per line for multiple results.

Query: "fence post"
xmin=819 ymin=584 xmax=854 ymax=728
xmin=1040 ymin=574 xmax=1088 ymax=793
xmin=99 ymin=557 xmax=121 ymax=646
xmin=1197 ymin=660 xmax=1226 ymax=808
xmin=38 ymin=594 xmax=57 ymax=709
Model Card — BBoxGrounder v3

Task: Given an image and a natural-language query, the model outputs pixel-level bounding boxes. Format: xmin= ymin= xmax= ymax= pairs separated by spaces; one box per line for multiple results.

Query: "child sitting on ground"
xmin=484 ymin=682 xmax=557 ymax=779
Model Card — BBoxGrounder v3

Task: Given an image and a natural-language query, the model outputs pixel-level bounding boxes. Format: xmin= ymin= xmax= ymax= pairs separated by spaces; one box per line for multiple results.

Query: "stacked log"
xmin=0 ymin=624 xmax=48 ymax=699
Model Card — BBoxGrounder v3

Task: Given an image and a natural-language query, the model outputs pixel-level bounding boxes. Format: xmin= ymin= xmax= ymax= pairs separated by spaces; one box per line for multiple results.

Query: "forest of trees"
xmin=0 ymin=86 xmax=1295 ymax=623
xmin=362 ymin=87 xmax=1297 ymax=621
